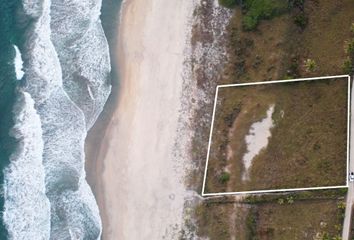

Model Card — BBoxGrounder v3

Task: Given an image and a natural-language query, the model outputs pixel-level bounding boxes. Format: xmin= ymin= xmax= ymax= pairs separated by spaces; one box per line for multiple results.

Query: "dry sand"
xmin=95 ymin=0 xmax=196 ymax=239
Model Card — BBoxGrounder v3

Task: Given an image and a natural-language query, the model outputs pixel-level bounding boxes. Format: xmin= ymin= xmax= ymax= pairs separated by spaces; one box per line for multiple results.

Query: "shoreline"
xmin=84 ymin=0 xmax=123 ymax=238
xmin=86 ymin=0 xmax=197 ymax=239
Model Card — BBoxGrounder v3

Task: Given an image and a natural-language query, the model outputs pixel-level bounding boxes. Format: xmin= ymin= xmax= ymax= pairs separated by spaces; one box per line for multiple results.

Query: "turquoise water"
xmin=0 ymin=1 xmax=21 ymax=238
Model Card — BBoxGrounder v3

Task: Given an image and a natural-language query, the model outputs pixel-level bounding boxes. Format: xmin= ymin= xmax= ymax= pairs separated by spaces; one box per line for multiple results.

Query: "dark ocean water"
xmin=101 ymin=0 xmax=122 ymax=90
xmin=0 ymin=1 xmax=21 ymax=238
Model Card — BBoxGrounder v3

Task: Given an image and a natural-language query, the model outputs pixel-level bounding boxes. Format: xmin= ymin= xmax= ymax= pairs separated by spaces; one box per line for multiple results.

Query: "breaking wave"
xmin=2 ymin=0 xmax=112 ymax=239
xmin=50 ymin=0 xmax=112 ymax=129
xmin=3 ymin=91 xmax=51 ymax=240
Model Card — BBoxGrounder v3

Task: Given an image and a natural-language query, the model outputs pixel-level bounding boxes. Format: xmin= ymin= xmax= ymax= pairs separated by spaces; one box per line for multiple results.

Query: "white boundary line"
xmin=217 ymin=74 xmax=349 ymax=88
xmin=203 ymin=185 xmax=349 ymax=197
xmin=201 ymin=75 xmax=351 ymax=197
xmin=347 ymin=75 xmax=351 ymax=187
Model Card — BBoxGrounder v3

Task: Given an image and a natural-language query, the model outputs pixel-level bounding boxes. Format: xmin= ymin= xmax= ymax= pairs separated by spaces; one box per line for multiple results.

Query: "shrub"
xmin=243 ymin=15 xmax=259 ymax=30
xmin=338 ymin=187 xmax=348 ymax=195
xmin=219 ymin=172 xmax=230 ymax=183
xmin=218 ymin=0 xmax=237 ymax=8
xmin=337 ymin=202 xmax=346 ymax=210
xmin=286 ymin=196 xmax=294 ymax=204
xmin=277 ymin=198 xmax=284 ymax=205
xmin=241 ymin=0 xmax=288 ymax=31
xmin=321 ymin=232 xmax=331 ymax=240
xmin=289 ymin=0 xmax=305 ymax=8
xmin=345 ymin=39 xmax=354 ymax=56
xmin=304 ymin=58 xmax=317 ymax=72
xmin=294 ymin=13 xmax=308 ymax=29
xmin=343 ymin=58 xmax=353 ymax=74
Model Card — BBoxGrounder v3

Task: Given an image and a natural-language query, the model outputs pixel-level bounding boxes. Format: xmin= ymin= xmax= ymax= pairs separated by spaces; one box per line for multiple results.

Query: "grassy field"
xmin=195 ymin=190 xmax=346 ymax=240
xmin=205 ymin=78 xmax=348 ymax=193
xmin=190 ymin=0 xmax=354 ymax=239
xmin=221 ymin=1 xmax=354 ymax=85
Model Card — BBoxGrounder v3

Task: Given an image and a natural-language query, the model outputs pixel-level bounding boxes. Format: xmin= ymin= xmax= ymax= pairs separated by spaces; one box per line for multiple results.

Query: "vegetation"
xmin=195 ymin=195 xmax=345 ymax=240
xmin=243 ymin=189 xmax=347 ymax=204
xmin=206 ymin=78 xmax=347 ymax=194
xmin=219 ymin=172 xmax=230 ymax=184
xmin=294 ymin=12 xmax=308 ymax=29
xmin=192 ymin=1 xmax=354 ymax=239
xmin=343 ymin=24 xmax=354 ymax=74
xmin=345 ymin=39 xmax=354 ymax=54
xmin=194 ymin=202 xmax=231 ymax=239
xmin=218 ymin=0 xmax=290 ymax=30
xmin=245 ymin=208 xmax=258 ymax=240
xmin=241 ymin=0 xmax=288 ymax=31
xmin=304 ymin=58 xmax=317 ymax=72
xmin=343 ymin=58 xmax=353 ymax=74
xmin=218 ymin=0 xmax=237 ymax=8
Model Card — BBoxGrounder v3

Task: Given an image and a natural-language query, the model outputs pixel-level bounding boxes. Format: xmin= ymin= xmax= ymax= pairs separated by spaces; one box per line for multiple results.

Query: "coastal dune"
xmin=98 ymin=0 xmax=196 ymax=238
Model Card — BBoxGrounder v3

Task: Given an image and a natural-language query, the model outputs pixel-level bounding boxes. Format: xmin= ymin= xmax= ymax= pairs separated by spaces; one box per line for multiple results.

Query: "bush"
xmin=219 ymin=172 xmax=230 ymax=183
xmin=289 ymin=0 xmax=305 ymax=8
xmin=286 ymin=196 xmax=294 ymax=204
xmin=345 ymin=39 xmax=354 ymax=56
xmin=343 ymin=58 xmax=353 ymax=74
xmin=218 ymin=0 xmax=237 ymax=8
xmin=337 ymin=202 xmax=346 ymax=210
xmin=242 ymin=0 xmax=288 ymax=31
xmin=294 ymin=13 xmax=308 ymax=29
xmin=243 ymin=15 xmax=259 ymax=30
xmin=304 ymin=58 xmax=317 ymax=72
xmin=277 ymin=198 xmax=284 ymax=205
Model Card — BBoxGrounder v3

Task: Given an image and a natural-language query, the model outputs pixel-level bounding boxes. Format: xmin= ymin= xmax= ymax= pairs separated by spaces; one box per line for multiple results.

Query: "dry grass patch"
xmin=205 ymin=77 xmax=348 ymax=193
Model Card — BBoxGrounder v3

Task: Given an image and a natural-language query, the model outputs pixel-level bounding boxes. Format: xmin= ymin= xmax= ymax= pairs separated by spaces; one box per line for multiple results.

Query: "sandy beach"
xmin=92 ymin=0 xmax=196 ymax=239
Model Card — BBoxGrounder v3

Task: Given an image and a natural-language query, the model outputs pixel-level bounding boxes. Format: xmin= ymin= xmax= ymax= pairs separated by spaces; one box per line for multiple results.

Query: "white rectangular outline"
xmin=201 ymin=75 xmax=351 ymax=197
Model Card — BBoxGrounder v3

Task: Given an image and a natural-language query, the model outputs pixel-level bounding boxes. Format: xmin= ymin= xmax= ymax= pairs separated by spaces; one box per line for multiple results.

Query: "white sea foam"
xmin=3 ymin=91 xmax=51 ymax=240
xmin=242 ymin=104 xmax=275 ymax=180
xmin=13 ymin=45 xmax=24 ymax=80
xmin=3 ymin=0 xmax=106 ymax=238
xmin=50 ymin=0 xmax=112 ymax=129
xmin=20 ymin=0 xmax=63 ymax=106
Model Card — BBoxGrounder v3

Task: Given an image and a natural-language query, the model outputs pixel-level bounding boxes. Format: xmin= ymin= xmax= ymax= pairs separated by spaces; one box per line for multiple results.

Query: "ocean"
xmin=0 ymin=0 xmax=21 ymax=238
xmin=0 ymin=0 xmax=122 ymax=239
